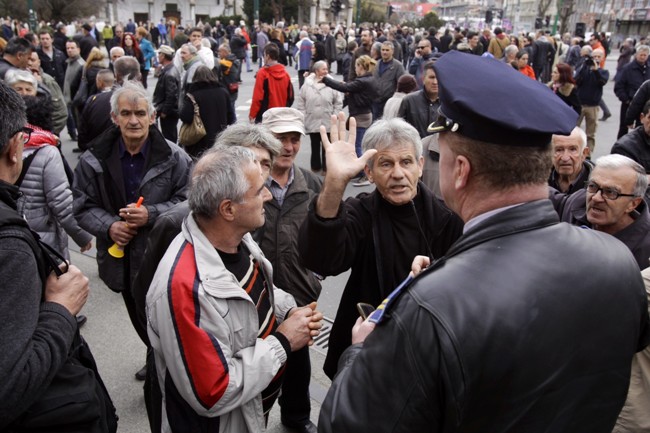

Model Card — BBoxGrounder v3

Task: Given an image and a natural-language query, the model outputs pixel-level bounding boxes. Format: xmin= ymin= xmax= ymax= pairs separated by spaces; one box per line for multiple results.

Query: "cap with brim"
xmin=262 ymin=107 xmax=305 ymax=135
xmin=428 ymin=51 xmax=578 ymax=147
xmin=158 ymin=45 xmax=174 ymax=56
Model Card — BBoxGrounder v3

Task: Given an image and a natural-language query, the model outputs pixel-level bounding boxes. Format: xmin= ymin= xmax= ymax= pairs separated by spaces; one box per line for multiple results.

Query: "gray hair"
xmin=182 ymin=43 xmax=198 ymax=55
xmin=218 ymin=43 xmax=231 ymax=53
xmin=110 ymin=46 xmax=125 ymax=57
xmin=362 ymin=118 xmax=422 ymax=168
xmin=313 ymin=60 xmax=328 ymax=71
xmin=593 ymin=154 xmax=648 ymax=197
xmin=580 ymin=45 xmax=593 ymax=55
xmin=210 ymin=123 xmax=282 ymax=158
xmin=552 ymin=126 xmax=587 ymax=151
xmin=0 ymin=81 xmax=26 ymax=154
xmin=505 ymin=45 xmax=519 ymax=57
xmin=299 ymin=30 xmax=308 ymax=38
xmin=637 ymin=44 xmax=650 ymax=55
xmin=113 ymin=56 xmax=141 ymax=84
xmin=189 ymin=145 xmax=256 ymax=219
xmin=5 ymin=69 xmax=37 ymax=88
xmin=110 ymin=80 xmax=155 ymax=118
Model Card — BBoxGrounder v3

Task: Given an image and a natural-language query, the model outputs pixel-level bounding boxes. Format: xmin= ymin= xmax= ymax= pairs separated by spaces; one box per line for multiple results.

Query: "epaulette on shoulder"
xmin=368 ymin=275 xmax=414 ymax=325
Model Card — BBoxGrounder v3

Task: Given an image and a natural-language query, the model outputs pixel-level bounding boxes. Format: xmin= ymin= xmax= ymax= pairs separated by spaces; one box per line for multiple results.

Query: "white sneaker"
xmin=352 ymin=176 xmax=371 ymax=187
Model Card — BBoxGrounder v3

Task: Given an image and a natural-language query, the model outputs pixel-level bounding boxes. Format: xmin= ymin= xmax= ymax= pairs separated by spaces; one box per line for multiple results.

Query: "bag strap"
xmin=15 ymin=146 xmax=43 ymax=187
xmin=187 ymin=93 xmax=200 ymax=115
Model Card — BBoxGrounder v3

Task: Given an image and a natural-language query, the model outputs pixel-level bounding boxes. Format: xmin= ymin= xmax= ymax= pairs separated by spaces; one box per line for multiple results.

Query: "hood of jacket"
xmin=263 ymin=63 xmax=290 ymax=80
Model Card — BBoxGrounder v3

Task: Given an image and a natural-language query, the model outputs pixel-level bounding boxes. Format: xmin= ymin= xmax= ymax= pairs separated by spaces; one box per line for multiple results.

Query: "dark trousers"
xmin=298 ymin=70 xmax=308 ymax=89
xmin=599 ymin=98 xmax=611 ymax=117
xmin=159 ymin=115 xmax=178 ymax=144
xmin=618 ymin=101 xmax=631 ymax=139
xmin=145 ymin=348 xmax=163 ymax=433
xmin=279 ymin=345 xmax=312 ymax=424
xmin=141 ymin=69 xmax=149 ymax=89
xmin=309 ymin=132 xmax=327 ymax=171
xmin=66 ymin=105 xmax=78 ymax=138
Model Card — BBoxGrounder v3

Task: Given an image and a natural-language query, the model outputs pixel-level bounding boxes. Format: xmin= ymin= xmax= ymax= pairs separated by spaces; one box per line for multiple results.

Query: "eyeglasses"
xmin=11 ymin=126 xmax=32 ymax=144
xmin=417 ymin=45 xmax=428 ymax=49
xmin=585 ymin=181 xmax=637 ymax=200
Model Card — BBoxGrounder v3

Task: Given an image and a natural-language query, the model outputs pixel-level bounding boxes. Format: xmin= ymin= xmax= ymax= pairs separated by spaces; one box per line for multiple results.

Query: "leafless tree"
xmin=558 ymin=0 xmax=576 ymax=35
xmin=537 ymin=0 xmax=554 ymax=20
xmin=0 ymin=0 xmax=103 ymax=24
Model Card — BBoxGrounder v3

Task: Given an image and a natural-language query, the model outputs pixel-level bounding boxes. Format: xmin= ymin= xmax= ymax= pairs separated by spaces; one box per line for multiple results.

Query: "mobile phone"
xmin=356 ymin=302 xmax=375 ymax=320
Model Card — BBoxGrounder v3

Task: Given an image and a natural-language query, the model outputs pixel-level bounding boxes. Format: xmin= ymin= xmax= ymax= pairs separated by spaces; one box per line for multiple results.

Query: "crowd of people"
xmin=3 ymin=13 xmax=650 ymax=433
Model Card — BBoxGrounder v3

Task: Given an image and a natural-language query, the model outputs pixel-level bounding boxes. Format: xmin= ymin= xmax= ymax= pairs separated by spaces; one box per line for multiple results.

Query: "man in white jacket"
xmin=147 ymin=145 xmax=323 ymax=433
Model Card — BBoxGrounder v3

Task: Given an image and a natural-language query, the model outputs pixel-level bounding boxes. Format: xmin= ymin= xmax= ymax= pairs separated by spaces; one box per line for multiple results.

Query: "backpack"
xmin=0 ymin=207 xmax=118 ymax=433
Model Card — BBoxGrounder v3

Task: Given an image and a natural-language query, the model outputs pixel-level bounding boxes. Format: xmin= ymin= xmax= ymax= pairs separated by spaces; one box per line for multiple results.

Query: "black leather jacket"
xmin=152 ymin=63 xmax=180 ymax=118
xmin=319 ymin=200 xmax=650 ymax=433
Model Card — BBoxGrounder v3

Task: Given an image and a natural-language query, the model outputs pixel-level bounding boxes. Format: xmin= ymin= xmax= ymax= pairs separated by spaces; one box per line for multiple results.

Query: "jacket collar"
xmin=182 ymin=212 xmax=269 ymax=300
xmin=0 ymin=180 xmax=21 ymax=211
xmin=88 ymin=125 xmax=172 ymax=169
xmin=445 ymin=200 xmax=559 ymax=259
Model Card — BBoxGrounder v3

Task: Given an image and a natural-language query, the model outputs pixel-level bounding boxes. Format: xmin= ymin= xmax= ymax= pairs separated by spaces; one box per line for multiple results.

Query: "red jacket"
xmin=249 ymin=63 xmax=294 ymax=122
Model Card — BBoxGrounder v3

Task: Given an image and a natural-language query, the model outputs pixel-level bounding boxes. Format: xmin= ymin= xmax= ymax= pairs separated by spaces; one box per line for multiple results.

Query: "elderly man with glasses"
xmin=560 ymin=153 xmax=650 ymax=270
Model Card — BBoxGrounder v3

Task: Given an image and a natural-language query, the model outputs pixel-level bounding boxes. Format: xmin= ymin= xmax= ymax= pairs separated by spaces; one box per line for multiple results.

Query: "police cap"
xmin=428 ymin=51 xmax=578 ymax=147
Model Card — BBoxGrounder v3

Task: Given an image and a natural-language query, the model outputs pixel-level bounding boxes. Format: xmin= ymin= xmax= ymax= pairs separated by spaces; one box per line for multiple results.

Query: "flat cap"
xmin=262 ymin=107 xmax=305 ymax=135
xmin=158 ymin=45 xmax=174 ymax=56
xmin=428 ymin=51 xmax=578 ymax=147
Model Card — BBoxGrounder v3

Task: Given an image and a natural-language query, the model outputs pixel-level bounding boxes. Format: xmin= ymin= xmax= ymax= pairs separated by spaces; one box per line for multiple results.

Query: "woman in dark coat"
xmin=548 ymin=63 xmax=581 ymax=115
xmin=269 ymin=28 xmax=288 ymax=66
xmin=321 ymin=55 xmax=377 ymax=184
xmin=179 ymin=65 xmax=235 ymax=159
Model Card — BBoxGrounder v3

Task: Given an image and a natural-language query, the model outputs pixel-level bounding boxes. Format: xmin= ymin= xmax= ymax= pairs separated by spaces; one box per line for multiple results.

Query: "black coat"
xmin=298 ymin=183 xmax=463 ymax=379
xmin=153 ymin=63 xmax=180 ymax=117
xmin=611 ymin=126 xmax=650 ymax=172
xmin=229 ymin=35 xmax=247 ymax=60
xmin=322 ymin=73 xmax=376 ymax=117
xmin=180 ymin=81 xmax=235 ymax=158
xmin=615 ymin=59 xmax=650 ymax=104
xmin=319 ymin=200 xmax=650 ymax=432
xmin=37 ymin=47 xmax=67 ymax=89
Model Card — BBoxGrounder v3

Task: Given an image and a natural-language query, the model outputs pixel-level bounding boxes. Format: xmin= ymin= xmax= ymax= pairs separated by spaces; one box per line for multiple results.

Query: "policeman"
xmin=318 ymin=51 xmax=650 ymax=432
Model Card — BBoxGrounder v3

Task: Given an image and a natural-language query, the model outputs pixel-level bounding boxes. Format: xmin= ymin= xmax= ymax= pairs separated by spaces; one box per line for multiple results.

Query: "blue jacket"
xmin=139 ymin=37 xmax=156 ymax=71
xmin=297 ymin=38 xmax=313 ymax=71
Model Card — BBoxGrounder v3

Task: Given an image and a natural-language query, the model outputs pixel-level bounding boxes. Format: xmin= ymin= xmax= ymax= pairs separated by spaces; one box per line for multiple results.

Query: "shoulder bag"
xmin=178 ymin=93 xmax=206 ymax=147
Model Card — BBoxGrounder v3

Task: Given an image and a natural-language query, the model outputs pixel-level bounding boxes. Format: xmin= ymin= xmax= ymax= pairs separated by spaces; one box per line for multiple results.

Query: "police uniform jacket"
xmin=319 ymin=199 xmax=650 ymax=433
xmin=298 ymin=182 xmax=463 ymax=378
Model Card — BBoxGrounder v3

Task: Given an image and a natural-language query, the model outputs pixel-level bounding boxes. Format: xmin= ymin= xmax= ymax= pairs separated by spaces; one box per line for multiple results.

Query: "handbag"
xmin=72 ymin=68 xmax=89 ymax=109
xmin=178 ymin=93 xmax=206 ymax=147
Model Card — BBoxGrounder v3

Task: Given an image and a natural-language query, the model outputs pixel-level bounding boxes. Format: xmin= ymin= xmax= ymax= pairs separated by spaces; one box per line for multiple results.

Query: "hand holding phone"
xmin=356 ymin=302 xmax=375 ymax=320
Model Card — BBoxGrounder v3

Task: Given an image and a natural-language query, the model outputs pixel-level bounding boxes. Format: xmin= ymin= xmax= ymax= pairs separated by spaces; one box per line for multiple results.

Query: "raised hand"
xmin=319 ymin=112 xmax=377 ymax=184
